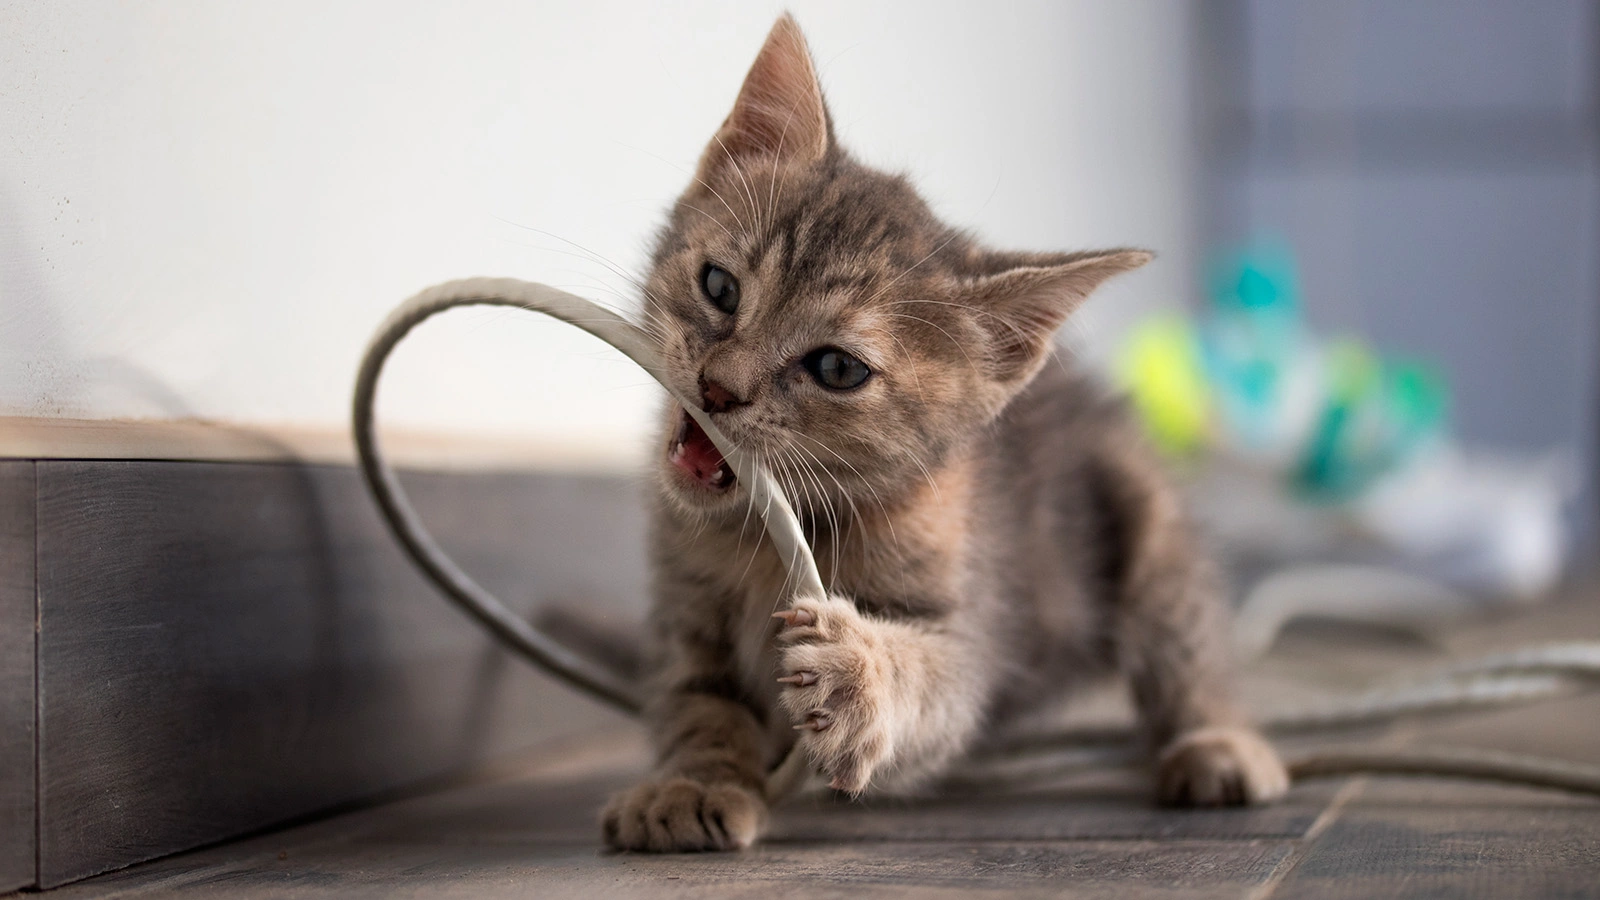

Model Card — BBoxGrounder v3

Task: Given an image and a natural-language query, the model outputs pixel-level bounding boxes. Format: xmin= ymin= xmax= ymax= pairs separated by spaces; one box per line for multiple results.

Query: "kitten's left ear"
xmin=697 ymin=13 xmax=831 ymax=183
xmin=966 ymin=248 xmax=1153 ymax=385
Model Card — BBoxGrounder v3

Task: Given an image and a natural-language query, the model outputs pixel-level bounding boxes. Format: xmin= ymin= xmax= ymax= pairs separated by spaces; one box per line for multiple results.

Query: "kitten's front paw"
xmin=600 ymin=777 xmax=767 ymax=852
xmin=1157 ymin=725 xmax=1289 ymax=807
xmin=774 ymin=594 xmax=895 ymax=795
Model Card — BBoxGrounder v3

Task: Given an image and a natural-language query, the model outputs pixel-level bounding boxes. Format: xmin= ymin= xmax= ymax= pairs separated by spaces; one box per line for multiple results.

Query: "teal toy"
xmin=1118 ymin=243 xmax=1449 ymax=498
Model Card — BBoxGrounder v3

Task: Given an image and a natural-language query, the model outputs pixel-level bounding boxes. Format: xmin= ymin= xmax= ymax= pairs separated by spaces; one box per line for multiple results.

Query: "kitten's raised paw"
xmin=600 ymin=777 xmax=767 ymax=852
xmin=774 ymin=594 xmax=894 ymax=795
xmin=1157 ymin=725 xmax=1289 ymax=807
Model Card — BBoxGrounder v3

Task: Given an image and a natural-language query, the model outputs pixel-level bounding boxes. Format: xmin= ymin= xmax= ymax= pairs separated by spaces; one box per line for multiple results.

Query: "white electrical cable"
xmin=352 ymin=278 xmax=823 ymax=797
xmin=354 ymin=278 xmax=1600 ymax=801
xmin=984 ymin=645 xmax=1600 ymax=760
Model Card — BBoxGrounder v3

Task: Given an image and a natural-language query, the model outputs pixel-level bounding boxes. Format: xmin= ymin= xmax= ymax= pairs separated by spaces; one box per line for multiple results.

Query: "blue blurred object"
xmin=1201 ymin=242 xmax=1309 ymax=457
xmin=1118 ymin=243 xmax=1569 ymax=612
xmin=1194 ymin=243 xmax=1450 ymax=498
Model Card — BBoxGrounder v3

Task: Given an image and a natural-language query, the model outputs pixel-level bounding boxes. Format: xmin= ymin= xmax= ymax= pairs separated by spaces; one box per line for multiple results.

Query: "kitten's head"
xmin=643 ymin=14 xmax=1149 ymax=517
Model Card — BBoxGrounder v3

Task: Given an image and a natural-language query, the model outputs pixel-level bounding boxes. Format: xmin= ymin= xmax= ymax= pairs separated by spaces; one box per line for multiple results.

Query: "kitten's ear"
xmin=966 ymin=248 xmax=1153 ymax=385
xmin=698 ymin=13 xmax=831 ymax=182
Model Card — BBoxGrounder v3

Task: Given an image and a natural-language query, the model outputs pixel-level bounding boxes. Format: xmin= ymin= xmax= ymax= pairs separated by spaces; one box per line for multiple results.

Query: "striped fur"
xmin=601 ymin=14 xmax=1285 ymax=853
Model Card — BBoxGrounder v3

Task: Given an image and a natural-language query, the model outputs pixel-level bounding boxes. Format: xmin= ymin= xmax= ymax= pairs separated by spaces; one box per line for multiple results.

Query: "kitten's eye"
xmin=804 ymin=348 xmax=872 ymax=391
xmin=700 ymin=264 xmax=739 ymax=314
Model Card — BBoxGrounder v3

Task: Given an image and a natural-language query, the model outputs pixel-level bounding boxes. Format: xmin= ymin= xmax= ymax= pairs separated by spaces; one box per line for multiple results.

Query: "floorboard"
xmin=26 ymin=584 xmax=1600 ymax=899
xmin=1269 ymin=804 xmax=1600 ymax=900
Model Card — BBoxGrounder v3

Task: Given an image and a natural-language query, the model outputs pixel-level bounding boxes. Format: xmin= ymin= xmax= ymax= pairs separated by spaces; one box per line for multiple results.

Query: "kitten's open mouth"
xmin=669 ymin=408 xmax=736 ymax=492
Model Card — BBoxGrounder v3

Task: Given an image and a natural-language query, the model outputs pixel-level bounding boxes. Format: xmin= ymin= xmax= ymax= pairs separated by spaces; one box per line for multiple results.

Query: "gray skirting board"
xmin=0 ymin=462 xmax=37 ymax=894
xmin=1 ymin=458 xmax=649 ymax=890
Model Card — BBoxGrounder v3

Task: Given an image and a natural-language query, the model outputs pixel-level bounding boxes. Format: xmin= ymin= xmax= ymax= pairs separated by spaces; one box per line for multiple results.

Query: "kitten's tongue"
xmin=670 ymin=410 xmax=735 ymax=490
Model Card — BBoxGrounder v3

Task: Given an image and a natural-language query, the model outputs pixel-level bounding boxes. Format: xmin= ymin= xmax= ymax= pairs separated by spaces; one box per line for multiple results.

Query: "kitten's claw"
xmin=777 ymin=594 xmax=895 ymax=795
xmin=795 ymin=712 xmax=832 ymax=732
xmin=772 ymin=608 xmax=815 ymax=628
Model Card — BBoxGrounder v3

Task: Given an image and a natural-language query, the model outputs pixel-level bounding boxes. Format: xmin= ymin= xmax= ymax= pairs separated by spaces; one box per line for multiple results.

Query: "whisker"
xmin=791 ymin=430 xmax=901 ymax=555
xmin=779 ymin=443 xmax=838 ymax=589
xmin=883 ymin=312 xmax=979 ymax=374
xmin=491 ymin=223 xmax=683 ymax=340
xmin=678 ymin=203 xmax=738 ymax=243
xmin=766 ymin=102 xmax=803 ymax=227
xmin=782 ymin=440 xmax=861 ymax=590
xmin=494 ymin=220 xmax=647 ymax=291
xmin=860 ymin=227 xmax=966 ymax=307
xmin=710 ymin=135 xmax=763 ymax=237
xmin=605 ymin=137 xmax=751 ymax=235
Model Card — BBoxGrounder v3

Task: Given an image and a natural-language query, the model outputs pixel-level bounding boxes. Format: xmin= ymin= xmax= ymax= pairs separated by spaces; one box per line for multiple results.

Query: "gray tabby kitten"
xmin=602 ymin=14 xmax=1288 ymax=852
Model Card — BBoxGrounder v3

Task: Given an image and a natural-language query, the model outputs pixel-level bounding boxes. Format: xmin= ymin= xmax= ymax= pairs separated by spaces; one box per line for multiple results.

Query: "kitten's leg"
xmin=601 ymin=640 xmax=772 ymax=852
xmin=1100 ymin=446 xmax=1289 ymax=807
xmin=774 ymin=594 xmax=987 ymax=795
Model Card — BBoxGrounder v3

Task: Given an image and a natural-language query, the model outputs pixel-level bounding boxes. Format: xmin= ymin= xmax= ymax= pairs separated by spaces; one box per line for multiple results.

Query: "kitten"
xmin=602 ymin=14 xmax=1287 ymax=852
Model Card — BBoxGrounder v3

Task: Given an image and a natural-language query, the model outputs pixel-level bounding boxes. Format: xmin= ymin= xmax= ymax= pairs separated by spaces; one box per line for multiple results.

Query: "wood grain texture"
xmin=37 ymin=587 xmax=1600 ymax=899
xmin=34 ymin=460 xmax=649 ymax=887
xmin=347 ymin=776 xmax=1330 ymax=849
xmin=770 ymin=790 xmax=1326 ymax=844
xmin=1271 ymin=805 xmax=1600 ymax=900
xmin=1254 ymin=585 xmax=1600 ymax=900
xmin=120 ymin=840 xmax=1294 ymax=900
xmin=0 ymin=461 xmax=37 ymax=892
xmin=26 ymin=485 xmax=1600 ymax=896
xmin=42 ymin=728 xmax=1600 ymax=900
xmin=36 ymin=726 xmax=1310 ymax=900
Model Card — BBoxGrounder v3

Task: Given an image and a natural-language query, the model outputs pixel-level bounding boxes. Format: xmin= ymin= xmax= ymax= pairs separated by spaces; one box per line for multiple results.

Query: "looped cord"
xmin=355 ymin=279 xmax=1600 ymax=800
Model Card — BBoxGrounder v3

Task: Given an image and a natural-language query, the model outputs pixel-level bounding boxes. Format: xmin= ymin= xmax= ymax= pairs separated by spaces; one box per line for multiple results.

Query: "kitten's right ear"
xmin=697 ymin=13 xmax=831 ymax=183
xmin=965 ymin=248 xmax=1153 ymax=387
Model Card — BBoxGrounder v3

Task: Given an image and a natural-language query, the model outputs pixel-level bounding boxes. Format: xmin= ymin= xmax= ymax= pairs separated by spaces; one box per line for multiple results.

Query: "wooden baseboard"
xmin=0 ymin=416 xmax=648 ymax=473
xmin=0 ymin=463 xmax=36 ymax=894
xmin=1 ymin=456 xmax=650 ymax=889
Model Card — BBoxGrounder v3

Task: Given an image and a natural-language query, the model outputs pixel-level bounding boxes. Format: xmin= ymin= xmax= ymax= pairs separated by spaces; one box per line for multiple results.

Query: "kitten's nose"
xmin=698 ymin=375 xmax=746 ymax=414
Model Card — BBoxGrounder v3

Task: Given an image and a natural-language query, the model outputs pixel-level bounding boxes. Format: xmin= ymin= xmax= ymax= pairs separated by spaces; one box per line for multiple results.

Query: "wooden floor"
xmin=32 ymin=589 xmax=1600 ymax=899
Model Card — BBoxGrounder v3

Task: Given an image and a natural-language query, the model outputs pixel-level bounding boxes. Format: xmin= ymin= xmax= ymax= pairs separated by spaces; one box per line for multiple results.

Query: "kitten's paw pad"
xmin=1157 ymin=725 xmax=1289 ymax=807
xmin=775 ymin=595 xmax=893 ymax=795
xmin=600 ymin=777 xmax=767 ymax=852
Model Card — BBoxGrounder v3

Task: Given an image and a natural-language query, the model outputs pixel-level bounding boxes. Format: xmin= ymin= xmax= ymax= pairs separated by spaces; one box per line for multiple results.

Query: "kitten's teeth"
xmin=709 ymin=468 xmax=727 ymax=486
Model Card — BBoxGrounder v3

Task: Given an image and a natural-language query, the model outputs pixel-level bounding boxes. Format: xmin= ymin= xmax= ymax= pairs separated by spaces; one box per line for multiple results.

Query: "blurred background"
xmin=3 ymin=0 xmax=1596 ymax=584
xmin=1180 ymin=1 xmax=1597 ymax=633
xmin=8 ymin=6 xmax=1597 ymax=890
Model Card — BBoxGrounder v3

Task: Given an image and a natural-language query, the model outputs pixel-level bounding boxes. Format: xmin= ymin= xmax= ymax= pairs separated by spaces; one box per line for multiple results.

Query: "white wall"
xmin=0 ymin=1 xmax=1194 ymax=461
